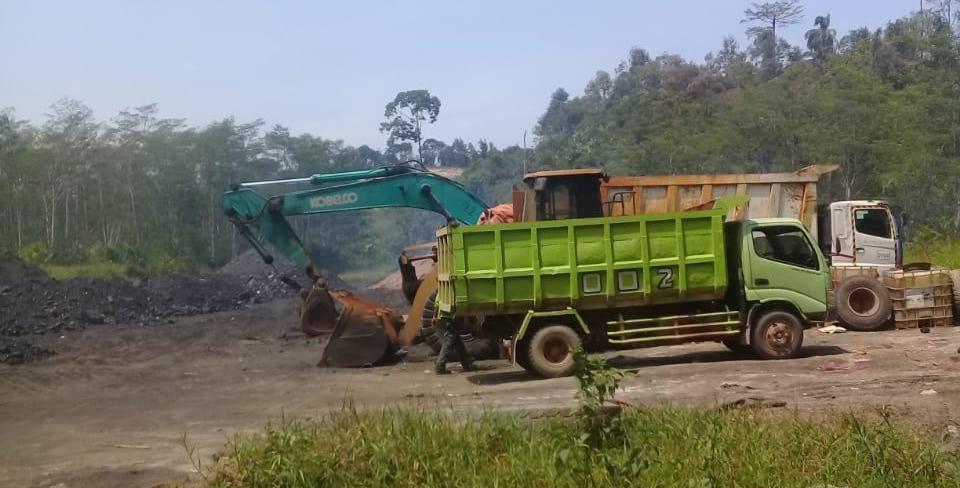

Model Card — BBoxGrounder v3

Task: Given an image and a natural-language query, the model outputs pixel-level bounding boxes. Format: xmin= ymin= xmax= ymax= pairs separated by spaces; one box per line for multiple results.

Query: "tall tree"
xmin=742 ymin=1 xmax=805 ymax=40
xmin=806 ymin=14 xmax=838 ymax=64
xmin=925 ymin=0 xmax=958 ymax=32
xmin=379 ymin=90 xmax=441 ymax=161
xmin=40 ymin=98 xmax=99 ymax=256
xmin=742 ymin=1 xmax=805 ymax=79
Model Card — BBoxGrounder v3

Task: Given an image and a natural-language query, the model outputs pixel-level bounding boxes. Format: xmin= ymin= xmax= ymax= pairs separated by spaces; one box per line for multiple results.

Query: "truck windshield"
xmin=752 ymin=226 xmax=819 ymax=270
xmin=854 ymin=208 xmax=892 ymax=238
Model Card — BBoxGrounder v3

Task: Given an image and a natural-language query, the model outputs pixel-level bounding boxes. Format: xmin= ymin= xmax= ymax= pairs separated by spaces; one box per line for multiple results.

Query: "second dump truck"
xmin=437 ymin=171 xmax=831 ymax=377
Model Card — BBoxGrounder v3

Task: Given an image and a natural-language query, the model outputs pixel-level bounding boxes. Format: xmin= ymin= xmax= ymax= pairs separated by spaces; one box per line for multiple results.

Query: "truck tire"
xmin=514 ymin=344 xmax=532 ymax=371
xmin=419 ymin=291 xmax=442 ymax=352
xmin=835 ymin=276 xmax=891 ymax=331
xmin=523 ymin=325 xmax=581 ymax=378
xmin=750 ymin=310 xmax=803 ymax=359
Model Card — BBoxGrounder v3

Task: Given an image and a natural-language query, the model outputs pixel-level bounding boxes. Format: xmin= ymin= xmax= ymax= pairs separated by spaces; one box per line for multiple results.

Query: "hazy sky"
xmin=1 ymin=1 xmax=919 ymax=149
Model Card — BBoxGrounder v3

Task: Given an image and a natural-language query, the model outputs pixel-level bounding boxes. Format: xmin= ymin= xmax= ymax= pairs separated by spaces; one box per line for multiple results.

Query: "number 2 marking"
xmin=657 ymin=268 xmax=674 ymax=289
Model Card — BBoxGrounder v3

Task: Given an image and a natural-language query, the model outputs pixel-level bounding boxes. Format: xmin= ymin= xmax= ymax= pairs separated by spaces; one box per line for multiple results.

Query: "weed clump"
xmin=204 ymin=355 xmax=960 ymax=487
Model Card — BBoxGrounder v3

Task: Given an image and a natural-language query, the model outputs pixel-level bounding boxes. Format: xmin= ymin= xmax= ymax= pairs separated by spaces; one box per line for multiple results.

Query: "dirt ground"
xmin=1 ymin=298 xmax=959 ymax=488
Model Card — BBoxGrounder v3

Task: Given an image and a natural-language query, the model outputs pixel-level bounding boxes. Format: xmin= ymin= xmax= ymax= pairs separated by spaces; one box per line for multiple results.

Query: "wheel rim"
xmin=542 ymin=336 xmax=570 ymax=364
xmin=764 ymin=321 xmax=794 ymax=354
xmin=848 ymin=287 xmax=880 ymax=317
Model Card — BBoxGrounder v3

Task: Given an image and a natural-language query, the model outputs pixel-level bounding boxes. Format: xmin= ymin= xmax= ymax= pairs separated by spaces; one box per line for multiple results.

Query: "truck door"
xmin=745 ymin=224 xmax=828 ymax=316
xmin=850 ymin=206 xmax=897 ymax=268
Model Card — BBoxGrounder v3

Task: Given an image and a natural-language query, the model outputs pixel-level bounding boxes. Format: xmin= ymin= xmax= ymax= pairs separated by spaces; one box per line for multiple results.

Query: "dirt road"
xmin=2 ymin=299 xmax=958 ymax=487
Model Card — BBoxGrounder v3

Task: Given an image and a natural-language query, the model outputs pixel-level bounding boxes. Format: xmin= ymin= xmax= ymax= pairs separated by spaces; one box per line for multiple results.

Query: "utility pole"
xmin=522 ymin=130 xmax=528 ymax=177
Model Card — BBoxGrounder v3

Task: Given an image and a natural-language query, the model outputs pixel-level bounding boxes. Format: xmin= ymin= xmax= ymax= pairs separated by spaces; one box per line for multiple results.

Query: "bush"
xmin=24 ymin=241 xmax=200 ymax=280
xmin=42 ymin=261 xmax=129 ymax=280
xmin=17 ymin=241 xmax=50 ymax=265
xmin=905 ymin=228 xmax=960 ymax=269
xmin=203 ymin=405 xmax=960 ymax=487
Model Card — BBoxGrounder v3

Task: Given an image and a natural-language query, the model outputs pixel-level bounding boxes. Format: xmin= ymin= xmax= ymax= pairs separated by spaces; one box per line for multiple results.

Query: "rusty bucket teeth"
xmin=299 ymin=285 xmax=404 ymax=368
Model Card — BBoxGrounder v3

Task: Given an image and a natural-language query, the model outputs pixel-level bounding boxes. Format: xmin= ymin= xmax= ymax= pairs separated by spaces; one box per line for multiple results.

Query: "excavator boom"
xmin=224 ymin=164 xmax=487 ymax=269
xmin=222 ymin=163 xmax=488 ymax=367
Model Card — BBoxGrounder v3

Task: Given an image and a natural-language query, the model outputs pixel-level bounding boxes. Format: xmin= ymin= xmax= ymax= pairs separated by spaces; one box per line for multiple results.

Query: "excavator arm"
xmin=223 ymin=163 xmax=487 ymax=270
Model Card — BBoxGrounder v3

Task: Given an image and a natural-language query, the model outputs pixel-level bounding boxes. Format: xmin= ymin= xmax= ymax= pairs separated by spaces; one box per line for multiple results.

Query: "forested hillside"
xmin=2 ymin=2 xmax=959 ymax=274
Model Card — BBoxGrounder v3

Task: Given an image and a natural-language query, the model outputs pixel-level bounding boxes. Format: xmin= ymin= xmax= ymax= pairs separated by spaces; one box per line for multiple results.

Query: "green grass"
xmin=202 ymin=406 xmax=960 ymax=488
xmin=40 ymin=257 xmax=204 ymax=280
xmin=906 ymin=238 xmax=960 ymax=269
xmin=41 ymin=261 xmax=131 ymax=280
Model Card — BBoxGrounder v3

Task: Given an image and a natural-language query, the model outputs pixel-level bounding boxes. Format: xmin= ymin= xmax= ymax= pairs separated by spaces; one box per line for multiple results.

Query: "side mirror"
xmin=834 ymin=236 xmax=841 ymax=253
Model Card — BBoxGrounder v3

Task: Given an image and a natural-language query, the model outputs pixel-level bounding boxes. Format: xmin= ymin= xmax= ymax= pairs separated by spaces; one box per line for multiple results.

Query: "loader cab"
xmin=515 ymin=169 xmax=607 ymax=222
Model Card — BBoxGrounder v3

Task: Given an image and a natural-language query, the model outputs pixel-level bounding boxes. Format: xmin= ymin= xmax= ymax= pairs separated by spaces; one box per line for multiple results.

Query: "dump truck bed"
xmin=436 ymin=207 xmax=729 ymax=316
xmin=601 ymin=164 xmax=838 ymax=240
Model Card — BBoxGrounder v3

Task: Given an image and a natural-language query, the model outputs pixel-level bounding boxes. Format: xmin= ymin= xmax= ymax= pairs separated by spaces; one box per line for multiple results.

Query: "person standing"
xmin=434 ymin=317 xmax=476 ymax=374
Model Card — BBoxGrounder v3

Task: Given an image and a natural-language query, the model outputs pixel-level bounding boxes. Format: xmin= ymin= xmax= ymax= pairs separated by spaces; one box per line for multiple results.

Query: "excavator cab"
xmin=513 ymin=169 xmax=608 ymax=222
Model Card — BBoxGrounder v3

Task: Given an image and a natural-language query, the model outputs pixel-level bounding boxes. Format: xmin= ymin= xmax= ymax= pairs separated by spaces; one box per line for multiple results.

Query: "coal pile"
xmin=0 ymin=341 xmax=53 ymax=365
xmin=0 ymin=252 xmax=47 ymax=284
xmin=217 ymin=249 xmax=346 ymax=297
xmin=0 ymin=252 xmax=305 ymax=365
xmin=217 ymin=249 xmax=302 ymax=300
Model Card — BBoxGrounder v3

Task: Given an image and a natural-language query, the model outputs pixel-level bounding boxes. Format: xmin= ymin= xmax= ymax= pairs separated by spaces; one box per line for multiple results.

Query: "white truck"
xmin=601 ymin=165 xmax=913 ymax=331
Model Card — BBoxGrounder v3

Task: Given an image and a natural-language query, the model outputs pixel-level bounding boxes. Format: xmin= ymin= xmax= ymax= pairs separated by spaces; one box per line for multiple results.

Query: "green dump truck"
xmin=436 ymin=197 xmax=831 ymax=377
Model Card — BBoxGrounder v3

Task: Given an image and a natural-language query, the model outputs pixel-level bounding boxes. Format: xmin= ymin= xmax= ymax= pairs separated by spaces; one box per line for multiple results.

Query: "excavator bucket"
xmin=299 ymin=283 xmax=341 ymax=336
xmin=299 ymin=284 xmax=403 ymax=368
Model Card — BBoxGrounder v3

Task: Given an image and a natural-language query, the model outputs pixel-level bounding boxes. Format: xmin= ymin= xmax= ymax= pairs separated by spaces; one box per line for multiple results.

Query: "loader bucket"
xmin=299 ymin=285 xmax=403 ymax=367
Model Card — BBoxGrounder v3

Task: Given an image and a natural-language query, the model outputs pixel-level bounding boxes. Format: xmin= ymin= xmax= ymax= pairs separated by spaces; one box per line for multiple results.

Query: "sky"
xmin=0 ymin=0 xmax=921 ymax=150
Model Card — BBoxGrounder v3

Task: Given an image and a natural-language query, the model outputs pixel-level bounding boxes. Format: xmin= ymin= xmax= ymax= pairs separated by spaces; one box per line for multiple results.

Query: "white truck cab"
xmin=827 ymin=201 xmax=900 ymax=270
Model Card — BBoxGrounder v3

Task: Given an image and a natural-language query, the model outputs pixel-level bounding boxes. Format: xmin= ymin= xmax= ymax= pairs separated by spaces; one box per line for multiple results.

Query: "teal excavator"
xmin=222 ymin=161 xmax=490 ymax=367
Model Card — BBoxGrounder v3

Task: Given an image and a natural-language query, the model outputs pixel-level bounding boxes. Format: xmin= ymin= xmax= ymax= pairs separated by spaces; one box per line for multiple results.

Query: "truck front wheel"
xmin=750 ymin=310 xmax=803 ymax=359
xmin=522 ymin=325 xmax=581 ymax=378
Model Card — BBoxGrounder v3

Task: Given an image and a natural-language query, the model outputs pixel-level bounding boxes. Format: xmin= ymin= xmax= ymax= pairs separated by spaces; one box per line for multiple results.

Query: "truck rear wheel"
xmin=750 ymin=310 xmax=803 ymax=359
xmin=835 ymin=276 xmax=891 ymax=331
xmin=523 ymin=325 xmax=581 ymax=378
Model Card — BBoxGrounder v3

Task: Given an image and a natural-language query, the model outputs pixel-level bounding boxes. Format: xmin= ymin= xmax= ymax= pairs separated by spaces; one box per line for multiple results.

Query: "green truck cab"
xmin=436 ymin=187 xmax=830 ymax=378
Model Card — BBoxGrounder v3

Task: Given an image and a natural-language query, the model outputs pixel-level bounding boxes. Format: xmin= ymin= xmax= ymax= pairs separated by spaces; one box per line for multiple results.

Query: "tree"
xmin=40 ymin=98 xmax=99 ymax=256
xmin=742 ymin=1 xmax=805 ymax=39
xmin=264 ymin=124 xmax=293 ymax=172
xmin=806 ymin=15 xmax=838 ymax=64
xmin=742 ymin=1 xmax=805 ymax=79
xmin=585 ymin=70 xmax=613 ymax=100
xmin=379 ymin=90 xmax=441 ymax=161
xmin=629 ymin=47 xmax=651 ymax=70
xmin=421 ymin=138 xmax=446 ymax=166
xmin=535 ymin=88 xmax=585 ymax=137
xmin=706 ymin=37 xmax=756 ymax=88
xmin=355 ymin=144 xmax=383 ymax=167
xmin=925 ymin=0 xmax=959 ymax=33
